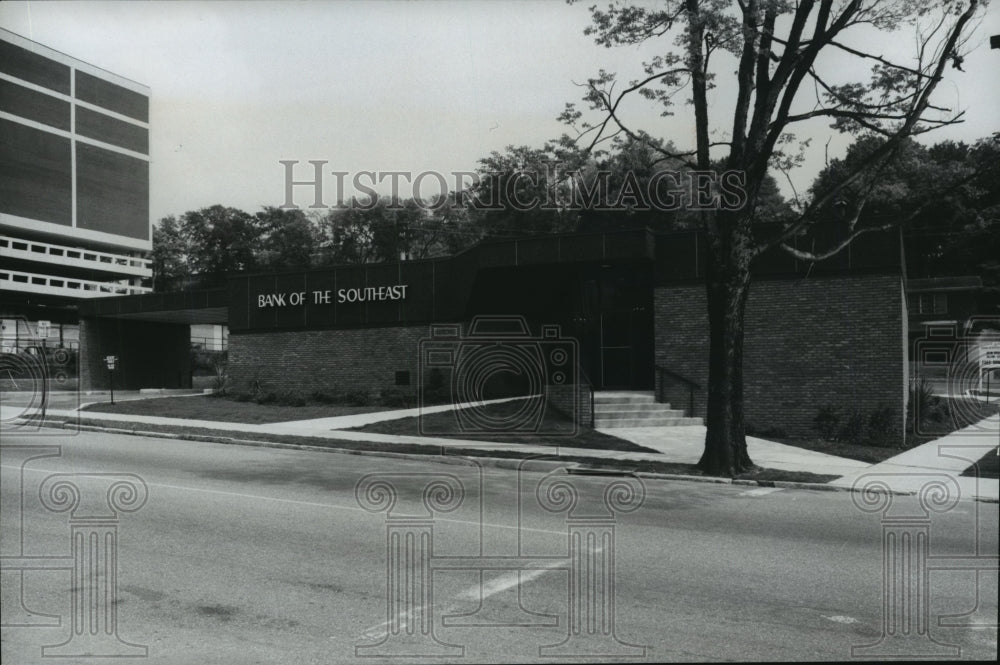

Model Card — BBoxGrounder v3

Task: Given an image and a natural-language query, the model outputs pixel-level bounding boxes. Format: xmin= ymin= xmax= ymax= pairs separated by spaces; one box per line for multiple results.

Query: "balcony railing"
xmin=0 ymin=235 xmax=152 ymax=278
xmin=0 ymin=269 xmax=152 ymax=298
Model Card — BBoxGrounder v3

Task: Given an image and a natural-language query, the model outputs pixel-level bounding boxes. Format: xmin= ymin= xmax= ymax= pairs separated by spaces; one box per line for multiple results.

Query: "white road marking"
xmin=358 ymin=550 xmax=589 ymax=642
xmin=455 ymin=559 xmax=567 ymax=601
xmin=739 ymin=487 xmax=785 ymax=497
xmin=823 ymin=615 xmax=860 ymax=624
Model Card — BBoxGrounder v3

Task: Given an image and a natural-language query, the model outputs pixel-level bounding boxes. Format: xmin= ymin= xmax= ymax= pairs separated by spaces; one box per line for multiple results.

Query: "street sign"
xmin=105 ymin=355 xmax=118 ymax=370
xmin=981 ymin=344 xmax=1000 ymax=370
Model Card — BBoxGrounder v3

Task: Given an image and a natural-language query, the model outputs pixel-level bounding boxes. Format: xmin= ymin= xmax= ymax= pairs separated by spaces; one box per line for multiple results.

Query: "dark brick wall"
xmin=654 ymin=274 xmax=906 ymax=438
xmin=228 ymin=325 xmax=431 ymax=398
xmin=80 ymin=317 xmax=190 ymax=390
xmin=546 ymin=383 xmax=593 ymax=429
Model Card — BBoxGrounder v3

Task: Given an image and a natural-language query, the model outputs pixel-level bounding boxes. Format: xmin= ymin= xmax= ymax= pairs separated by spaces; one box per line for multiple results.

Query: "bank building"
xmin=2 ymin=28 xmax=909 ymax=440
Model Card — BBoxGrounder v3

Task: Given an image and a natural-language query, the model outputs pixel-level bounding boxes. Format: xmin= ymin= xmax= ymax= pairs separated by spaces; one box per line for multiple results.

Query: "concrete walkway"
xmin=0 ymin=404 xmax=674 ymax=464
xmin=829 ymin=413 xmax=999 ymax=501
xmin=267 ymin=396 xmax=526 ymax=429
xmin=603 ymin=425 xmax=870 ymax=477
xmin=3 ymin=401 xmax=997 ymax=500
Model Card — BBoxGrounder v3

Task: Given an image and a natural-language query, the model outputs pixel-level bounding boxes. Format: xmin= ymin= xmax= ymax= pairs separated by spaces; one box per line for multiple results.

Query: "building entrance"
xmin=465 ymin=260 xmax=655 ymax=392
xmin=576 ymin=266 xmax=654 ymax=391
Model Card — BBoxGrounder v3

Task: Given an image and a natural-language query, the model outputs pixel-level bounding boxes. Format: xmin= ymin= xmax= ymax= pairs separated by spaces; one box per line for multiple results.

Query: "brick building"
xmin=78 ymin=225 xmax=908 ymax=438
xmin=1 ymin=28 xmax=152 ymax=359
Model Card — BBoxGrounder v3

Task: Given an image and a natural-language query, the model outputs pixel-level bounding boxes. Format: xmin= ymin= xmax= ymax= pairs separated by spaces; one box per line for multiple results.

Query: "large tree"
xmin=256 ymin=206 xmax=320 ymax=271
xmin=811 ymin=133 xmax=1000 ymax=297
xmin=179 ymin=205 xmax=262 ymax=285
xmin=150 ymin=215 xmax=188 ymax=292
xmin=564 ymin=0 xmax=987 ymax=474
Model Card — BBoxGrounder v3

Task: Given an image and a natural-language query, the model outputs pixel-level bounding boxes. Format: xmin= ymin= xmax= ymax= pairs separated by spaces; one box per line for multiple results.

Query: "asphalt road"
xmin=1 ymin=430 xmax=997 ymax=663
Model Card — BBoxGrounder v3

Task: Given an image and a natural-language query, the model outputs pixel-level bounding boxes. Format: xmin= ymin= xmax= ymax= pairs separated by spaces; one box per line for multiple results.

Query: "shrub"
xmin=866 ymin=405 xmax=899 ymax=447
xmin=255 ymin=391 xmax=277 ymax=405
xmin=814 ymin=405 xmax=842 ymax=440
xmin=234 ymin=392 xmax=253 ymax=403
xmin=310 ymin=391 xmax=338 ymax=404
xmin=342 ymin=389 xmax=371 ymax=407
xmin=211 ymin=361 xmax=230 ymax=394
xmin=908 ymin=379 xmax=933 ymax=429
xmin=191 ymin=348 xmax=227 ymax=376
xmin=380 ymin=387 xmax=412 ymax=408
xmin=908 ymin=379 xmax=950 ymax=434
xmin=837 ymin=411 xmax=866 ymax=445
xmin=422 ymin=368 xmax=450 ymax=405
xmin=276 ymin=390 xmax=307 ymax=407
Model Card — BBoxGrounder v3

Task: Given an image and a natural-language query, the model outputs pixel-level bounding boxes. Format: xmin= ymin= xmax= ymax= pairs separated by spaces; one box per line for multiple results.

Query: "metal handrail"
xmin=654 ymin=365 xmax=700 ymax=417
xmin=577 ymin=362 xmax=596 ymax=429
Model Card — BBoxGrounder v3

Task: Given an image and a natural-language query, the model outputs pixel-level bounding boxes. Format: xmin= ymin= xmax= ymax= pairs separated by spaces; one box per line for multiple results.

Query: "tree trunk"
xmin=697 ymin=218 xmax=755 ymax=476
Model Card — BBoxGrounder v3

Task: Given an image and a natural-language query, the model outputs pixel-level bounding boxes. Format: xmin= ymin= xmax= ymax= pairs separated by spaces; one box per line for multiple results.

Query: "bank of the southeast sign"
xmin=257 ymin=284 xmax=409 ymax=308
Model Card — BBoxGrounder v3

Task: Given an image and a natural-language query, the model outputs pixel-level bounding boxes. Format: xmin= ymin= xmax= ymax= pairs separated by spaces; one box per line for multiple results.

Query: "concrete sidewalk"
xmin=3 ymin=402 xmax=997 ymax=500
xmin=829 ymin=413 xmax=999 ymax=501
xmin=603 ymin=425 xmax=870 ymax=477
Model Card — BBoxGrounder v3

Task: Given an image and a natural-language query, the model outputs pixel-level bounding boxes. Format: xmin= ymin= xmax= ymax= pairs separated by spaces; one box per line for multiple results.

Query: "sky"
xmin=1 ymin=0 xmax=998 ymax=223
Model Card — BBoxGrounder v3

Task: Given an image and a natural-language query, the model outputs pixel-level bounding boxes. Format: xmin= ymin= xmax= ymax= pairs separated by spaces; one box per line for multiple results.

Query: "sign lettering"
xmin=256 ymin=284 xmax=409 ymax=309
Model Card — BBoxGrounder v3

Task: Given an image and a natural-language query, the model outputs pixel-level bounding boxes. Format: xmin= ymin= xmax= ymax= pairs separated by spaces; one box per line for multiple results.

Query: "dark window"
xmin=75 ymin=70 xmax=148 ymax=122
xmin=0 ymin=119 xmax=72 ymax=225
xmin=76 ymin=142 xmax=149 ymax=240
xmin=75 ymin=106 xmax=148 ymax=154
xmin=0 ymin=79 xmax=70 ymax=130
xmin=915 ymin=293 xmax=948 ymax=315
xmin=395 ymin=371 xmax=410 ymax=386
xmin=0 ymin=39 xmax=70 ymax=94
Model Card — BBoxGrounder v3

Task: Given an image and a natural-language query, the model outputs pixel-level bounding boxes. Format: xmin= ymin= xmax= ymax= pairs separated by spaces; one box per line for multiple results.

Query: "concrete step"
xmin=595 ymin=416 xmax=703 ymax=428
xmin=593 ymin=391 xmax=655 ymax=405
xmin=595 ymin=409 xmax=688 ymax=422
xmin=594 ymin=403 xmax=679 ymax=415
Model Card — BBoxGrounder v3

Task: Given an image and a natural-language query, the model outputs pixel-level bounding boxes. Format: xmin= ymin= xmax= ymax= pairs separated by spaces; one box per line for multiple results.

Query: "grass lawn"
xmin=349 ymin=398 xmax=657 ymax=453
xmin=961 ymin=447 xmax=999 ymax=479
xmin=758 ymin=437 xmax=903 ymax=464
xmin=45 ymin=417 xmax=839 ymax=483
xmin=763 ymin=399 xmax=1000 ymax=464
xmin=81 ymin=394 xmax=388 ymax=424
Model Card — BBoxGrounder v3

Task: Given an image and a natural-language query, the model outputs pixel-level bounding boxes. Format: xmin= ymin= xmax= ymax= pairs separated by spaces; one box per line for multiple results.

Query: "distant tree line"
xmin=151 ymin=133 xmax=999 ymax=299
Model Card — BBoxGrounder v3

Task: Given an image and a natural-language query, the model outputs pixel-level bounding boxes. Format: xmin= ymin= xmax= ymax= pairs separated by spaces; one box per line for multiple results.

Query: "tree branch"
xmin=755 ymin=0 xmax=980 ymax=256
xmin=778 ymin=223 xmax=893 ymax=261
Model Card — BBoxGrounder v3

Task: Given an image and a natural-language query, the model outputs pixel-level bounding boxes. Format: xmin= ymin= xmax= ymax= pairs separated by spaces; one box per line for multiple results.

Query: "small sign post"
xmin=976 ymin=342 xmax=1000 ymax=405
xmin=980 ymin=343 xmax=1000 ymax=403
xmin=105 ymin=355 xmax=118 ymax=404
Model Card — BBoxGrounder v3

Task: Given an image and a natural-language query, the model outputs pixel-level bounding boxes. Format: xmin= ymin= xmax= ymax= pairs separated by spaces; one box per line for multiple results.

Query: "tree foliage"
xmin=563 ymin=0 xmax=987 ymax=474
xmin=811 ymin=132 xmax=1000 ymax=304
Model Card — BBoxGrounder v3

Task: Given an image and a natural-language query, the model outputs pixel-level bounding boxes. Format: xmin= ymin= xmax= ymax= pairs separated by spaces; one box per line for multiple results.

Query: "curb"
xmin=17 ymin=419 xmax=999 ymax=503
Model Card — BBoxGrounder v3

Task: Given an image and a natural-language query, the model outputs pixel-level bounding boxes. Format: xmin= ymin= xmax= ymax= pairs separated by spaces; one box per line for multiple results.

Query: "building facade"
xmin=79 ymin=226 xmax=909 ymax=438
xmin=0 ymin=29 xmax=152 ymax=351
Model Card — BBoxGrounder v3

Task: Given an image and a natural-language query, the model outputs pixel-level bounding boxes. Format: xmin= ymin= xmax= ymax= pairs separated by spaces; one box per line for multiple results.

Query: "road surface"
xmin=2 ymin=430 xmax=997 ymax=663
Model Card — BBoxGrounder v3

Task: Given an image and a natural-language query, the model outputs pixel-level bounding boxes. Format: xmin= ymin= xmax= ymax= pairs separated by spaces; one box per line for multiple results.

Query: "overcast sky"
xmin=2 ymin=0 xmax=997 ymax=223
